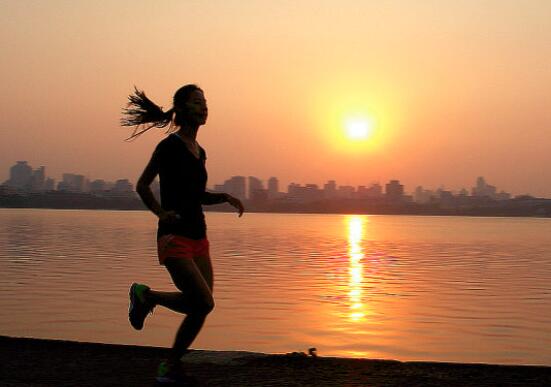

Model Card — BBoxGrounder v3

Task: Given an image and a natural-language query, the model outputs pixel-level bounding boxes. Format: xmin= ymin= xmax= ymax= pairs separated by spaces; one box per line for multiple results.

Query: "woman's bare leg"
xmin=166 ymin=254 xmax=214 ymax=361
xmin=146 ymin=290 xmax=191 ymax=314
xmin=153 ymin=257 xmax=214 ymax=363
xmin=193 ymin=254 xmax=214 ymax=291
xmin=146 ymin=252 xmax=213 ymax=314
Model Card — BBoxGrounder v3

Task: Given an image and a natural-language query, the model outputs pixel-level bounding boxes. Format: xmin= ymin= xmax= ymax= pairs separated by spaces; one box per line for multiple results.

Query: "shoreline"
xmin=2 ymin=336 xmax=550 ymax=386
xmin=1 ymin=206 xmax=551 ymax=219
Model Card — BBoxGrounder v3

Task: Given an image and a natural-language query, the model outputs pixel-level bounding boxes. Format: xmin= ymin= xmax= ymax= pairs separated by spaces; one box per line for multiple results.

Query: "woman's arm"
xmin=136 ymin=153 xmax=179 ymax=223
xmin=201 ymin=191 xmax=244 ymax=217
xmin=201 ymin=192 xmax=228 ymax=205
xmin=136 ymin=157 xmax=163 ymax=217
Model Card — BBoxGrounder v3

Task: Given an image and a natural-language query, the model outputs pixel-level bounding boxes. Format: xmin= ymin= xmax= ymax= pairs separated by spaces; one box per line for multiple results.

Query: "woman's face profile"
xmin=182 ymin=90 xmax=208 ymax=125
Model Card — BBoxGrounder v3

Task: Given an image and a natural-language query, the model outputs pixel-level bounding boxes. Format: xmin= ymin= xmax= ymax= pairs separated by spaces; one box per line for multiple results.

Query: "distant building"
xmin=385 ymin=180 xmax=404 ymax=201
xmin=113 ymin=179 xmax=133 ymax=193
xmin=288 ymin=183 xmax=322 ymax=202
xmin=216 ymin=176 xmax=246 ymax=201
xmin=337 ymin=185 xmax=355 ymax=199
xmin=356 ymin=184 xmax=384 ymax=199
xmin=4 ymin=162 xmax=47 ymax=191
xmin=0 ymin=185 xmax=17 ymax=195
xmin=472 ymin=177 xmax=497 ymax=198
xmin=414 ymin=186 xmax=433 ymax=204
xmin=89 ymin=179 xmax=107 ymax=193
xmin=7 ymin=161 xmax=33 ymax=188
xmin=438 ymin=190 xmax=455 ymax=208
xmin=287 ymin=183 xmax=299 ymax=193
xmin=305 ymin=184 xmax=322 ymax=201
xmin=44 ymin=178 xmax=55 ymax=191
xmin=495 ymin=191 xmax=511 ymax=201
xmin=248 ymin=176 xmax=264 ymax=200
xmin=267 ymin=177 xmax=279 ymax=199
xmin=250 ymin=188 xmax=268 ymax=203
xmin=323 ymin=180 xmax=337 ymax=199
xmin=58 ymin=173 xmax=86 ymax=192
xmin=365 ymin=183 xmax=383 ymax=198
xmin=30 ymin=166 xmax=46 ymax=191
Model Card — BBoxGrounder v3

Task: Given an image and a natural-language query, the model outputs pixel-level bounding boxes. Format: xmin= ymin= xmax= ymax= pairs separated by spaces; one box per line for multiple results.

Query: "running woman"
xmin=122 ymin=84 xmax=244 ymax=384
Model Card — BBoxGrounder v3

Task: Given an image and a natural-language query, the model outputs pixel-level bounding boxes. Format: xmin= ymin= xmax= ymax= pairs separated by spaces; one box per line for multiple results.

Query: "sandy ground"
xmin=1 ymin=336 xmax=550 ymax=387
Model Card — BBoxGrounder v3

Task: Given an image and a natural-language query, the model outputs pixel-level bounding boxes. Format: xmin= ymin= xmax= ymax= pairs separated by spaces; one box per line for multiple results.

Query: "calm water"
xmin=0 ymin=208 xmax=550 ymax=365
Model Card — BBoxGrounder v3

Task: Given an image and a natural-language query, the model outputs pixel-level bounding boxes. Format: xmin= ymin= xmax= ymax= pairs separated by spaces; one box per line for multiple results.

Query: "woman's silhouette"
xmin=122 ymin=85 xmax=244 ymax=384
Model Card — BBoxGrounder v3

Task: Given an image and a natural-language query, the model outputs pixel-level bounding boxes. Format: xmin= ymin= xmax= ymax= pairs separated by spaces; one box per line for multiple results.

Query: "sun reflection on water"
xmin=347 ymin=215 xmax=367 ymax=322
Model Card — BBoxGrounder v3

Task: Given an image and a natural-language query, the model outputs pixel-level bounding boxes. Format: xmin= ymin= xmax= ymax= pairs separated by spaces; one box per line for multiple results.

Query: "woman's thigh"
xmin=193 ymin=255 xmax=213 ymax=292
xmin=164 ymin=257 xmax=212 ymax=301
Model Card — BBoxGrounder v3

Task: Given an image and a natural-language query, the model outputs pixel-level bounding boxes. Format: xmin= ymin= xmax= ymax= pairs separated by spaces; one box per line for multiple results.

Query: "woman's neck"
xmin=176 ymin=125 xmax=198 ymax=142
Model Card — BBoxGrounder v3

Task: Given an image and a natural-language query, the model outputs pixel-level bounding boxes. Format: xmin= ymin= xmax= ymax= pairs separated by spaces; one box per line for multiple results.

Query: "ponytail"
xmin=121 ymin=87 xmax=174 ymax=140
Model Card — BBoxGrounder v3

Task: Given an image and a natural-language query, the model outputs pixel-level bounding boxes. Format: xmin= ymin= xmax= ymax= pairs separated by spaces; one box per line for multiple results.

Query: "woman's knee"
xmin=194 ymin=295 xmax=215 ymax=315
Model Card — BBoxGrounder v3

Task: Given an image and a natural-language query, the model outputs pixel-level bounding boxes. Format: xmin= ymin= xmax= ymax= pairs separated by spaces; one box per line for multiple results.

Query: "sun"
xmin=344 ymin=117 xmax=373 ymax=140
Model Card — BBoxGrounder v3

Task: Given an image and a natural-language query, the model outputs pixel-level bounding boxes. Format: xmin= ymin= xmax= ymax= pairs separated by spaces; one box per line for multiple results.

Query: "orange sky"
xmin=1 ymin=1 xmax=550 ymax=196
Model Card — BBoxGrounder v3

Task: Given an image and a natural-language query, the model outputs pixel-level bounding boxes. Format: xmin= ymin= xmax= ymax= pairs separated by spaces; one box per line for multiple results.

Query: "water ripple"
xmin=1 ymin=209 xmax=550 ymax=365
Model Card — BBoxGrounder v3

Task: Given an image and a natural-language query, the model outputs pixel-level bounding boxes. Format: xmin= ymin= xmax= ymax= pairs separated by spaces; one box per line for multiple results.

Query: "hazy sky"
xmin=1 ymin=1 xmax=550 ymax=196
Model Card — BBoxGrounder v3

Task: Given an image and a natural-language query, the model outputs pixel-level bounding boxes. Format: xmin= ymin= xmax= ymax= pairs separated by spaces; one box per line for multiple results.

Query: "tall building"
xmin=30 ymin=166 xmax=46 ymax=191
xmin=223 ymin=176 xmax=246 ymax=201
xmin=323 ymin=180 xmax=337 ymax=199
xmin=472 ymin=177 xmax=497 ymax=198
xmin=248 ymin=176 xmax=264 ymax=200
xmin=44 ymin=178 xmax=55 ymax=191
xmin=4 ymin=161 xmax=48 ymax=191
xmin=267 ymin=177 xmax=279 ymax=199
xmin=438 ymin=190 xmax=455 ymax=208
xmin=385 ymin=180 xmax=404 ymax=201
xmin=366 ymin=183 xmax=383 ymax=198
xmin=8 ymin=161 xmax=32 ymax=188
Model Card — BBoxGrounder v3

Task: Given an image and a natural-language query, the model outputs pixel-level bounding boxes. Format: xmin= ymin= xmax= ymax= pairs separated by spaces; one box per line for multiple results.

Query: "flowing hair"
xmin=121 ymin=87 xmax=174 ymax=140
xmin=121 ymin=84 xmax=202 ymax=140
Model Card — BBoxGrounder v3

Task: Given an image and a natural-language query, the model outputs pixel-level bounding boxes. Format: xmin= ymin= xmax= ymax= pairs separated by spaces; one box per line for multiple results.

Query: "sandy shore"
xmin=1 ymin=336 xmax=550 ymax=386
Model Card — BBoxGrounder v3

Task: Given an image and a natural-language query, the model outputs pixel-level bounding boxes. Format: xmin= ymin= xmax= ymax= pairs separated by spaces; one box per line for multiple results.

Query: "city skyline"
xmin=2 ymin=160 xmax=527 ymax=201
xmin=1 ymin=2 xmax=551 ymax=197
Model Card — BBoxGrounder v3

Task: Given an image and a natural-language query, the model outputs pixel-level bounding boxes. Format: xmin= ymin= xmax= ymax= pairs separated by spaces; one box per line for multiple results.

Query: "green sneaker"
xmin=155 ymin=361 xmax=195 ymax=385
xmin=128 ymin=283 xmax=154 ymax=330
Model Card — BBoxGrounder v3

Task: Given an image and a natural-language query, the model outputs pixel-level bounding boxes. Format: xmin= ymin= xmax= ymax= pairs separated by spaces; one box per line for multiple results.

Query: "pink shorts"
xmin=157 ymin=234 xmax=210 ymax=265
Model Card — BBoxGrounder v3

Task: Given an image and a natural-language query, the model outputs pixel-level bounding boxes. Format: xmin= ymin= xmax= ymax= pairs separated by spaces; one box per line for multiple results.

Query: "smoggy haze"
xmin=1 ymin=1 xmax=550 ymax=196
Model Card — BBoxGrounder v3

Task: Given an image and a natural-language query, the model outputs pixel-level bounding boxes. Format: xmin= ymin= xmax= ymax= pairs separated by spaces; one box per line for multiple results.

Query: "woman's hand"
xmin=158 ymin=210 xmax=180 ymax=224
xmin=225 ymin=194 xmax=244 ymax=217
